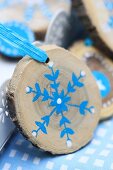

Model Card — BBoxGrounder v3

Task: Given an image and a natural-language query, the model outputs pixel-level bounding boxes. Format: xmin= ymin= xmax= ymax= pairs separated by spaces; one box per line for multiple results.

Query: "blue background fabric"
xmin=1 ymin=118 xmax=113 ymax=170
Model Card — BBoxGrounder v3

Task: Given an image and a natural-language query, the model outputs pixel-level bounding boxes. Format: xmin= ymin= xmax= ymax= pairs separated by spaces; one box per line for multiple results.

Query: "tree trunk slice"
xmin=72 ymin=0 xmax=113 ymax=57
xmin=69 ymin=41 xmax=113 ymax=120
xmin=7 ymin=44 xmax=101 ymax=154
xmin=0 ymin=0 xmax=71 ymax=38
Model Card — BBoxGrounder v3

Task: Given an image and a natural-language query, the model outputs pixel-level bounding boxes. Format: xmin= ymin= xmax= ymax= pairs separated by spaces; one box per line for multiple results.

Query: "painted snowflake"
xmin=26 ymin=62 xmax=95 ymax=148
xmin=0 ymin=87 xmax=9 ymax=123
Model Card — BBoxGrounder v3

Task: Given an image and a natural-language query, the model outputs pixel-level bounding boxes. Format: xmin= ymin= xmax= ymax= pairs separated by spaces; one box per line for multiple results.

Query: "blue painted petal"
xmin=72 ymin=73 xmax=78 ymax=84
xmin=35 ymin=121 xmax=47 ymax=134
xmin=40 ymin=125 xmax=47 ymax=134
xmin=60 ymin=90 xmax=65 ymax=98
xmin=72 ymin=73 xmax=84 ymax=87
xmin=79 ymin=101 xmax=88 ymax=115
xmin=42 ymin=88 xmax=49 ymax=101
xmin=35 ymin=121 xmax=42 ymax=127
xmin=41 ymin=115 xmax=50 ymax=126
xmin=56 ymin=105 xmax=62 ymax=114
xmin=54 ymin=70 xmax=60 ymax=80
xmin=62 ymin=104 xmax=68 ymax=112
xmin=63 ymin=96 xmax=71 ymax=103
xmin=60 ymin=128 xmax=74 ymax=138
xmin=50 ymin=100 xmax=56 ymax=107
xmin=67 ymin=81 xmax=75 ymax=93
xmin=44 ymin=74 xmax=55 ymax=81
xmin=65 ymin=128 xmax=74 ymax=135
xmin=32 ymin=94 xmax=40 ymax=102
xmin=60 ymin=116 xmax=71 ymax=127
xmin=50 ymin=82 xmax=60 ymax=89
xmin=35 ymin=83 xmax=41 ymax=93
xmin=76 ymin=81 xmax=84 ymax=88
xmin=52 ymin=92 xmax=58 ymax=98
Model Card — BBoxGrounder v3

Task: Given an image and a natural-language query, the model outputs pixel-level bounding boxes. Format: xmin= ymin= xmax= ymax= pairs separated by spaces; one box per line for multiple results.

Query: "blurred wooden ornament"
xmin=69 ymin=40 xmax=113 ymax=120
xmin=73 ymin=0 xmax=113 ymax=57
xmin=0 ymin=0 xmax=71 ymax=39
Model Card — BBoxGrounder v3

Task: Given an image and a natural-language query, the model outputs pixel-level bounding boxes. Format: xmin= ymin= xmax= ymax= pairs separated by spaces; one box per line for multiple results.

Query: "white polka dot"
xmin=79 ymin=156 xmax=89 ymax=164
xmin=46 ymin=161 xmax=54 ymax=170
xmin=2 ymin=163 xmax=11 ymax=170
xmin=28 ymin=143 xmax=33 ymax=149
xmin=111 ymin=135 xmax=113 ymax=140
xmin=96 ymin=128 xmax=107 ymax=137
xmin=92 ymin=139 xmax=101 ymax=145
xmin=66 ymin=154 xmax=74 ymax=160
xmin=16 ymin=139 xmax=23 ymax=145
xmin=33 ymin=157 xmax=40 ymax=165
xmin=17 ymin=167 xmax=23 ymax=170
xmin=21 ymin=153 xmax=29 ymax=161
xmin=60 ymin=165 xmax=68 ymax=170
xmin=106 ymin=144 xmax=113 ymax=149
xmin=85 ymin=148 xmax=96 ymax=155
xmin=9 ymin=149 xmax=17 ymax=157
xmin=48 ymin=61 xmax=54 ymax=68
xmin=0 ymin=108 xmax=3 ymax=113
xmin=100 ymin=149 xmax=110 ymax=157
xmin=94 ymin=159 xmax=104 ymax=167
xmin=104 ymin=121 xmax=112 ymax=126
xmin=110 ymin=163 xmax=113 ymax=169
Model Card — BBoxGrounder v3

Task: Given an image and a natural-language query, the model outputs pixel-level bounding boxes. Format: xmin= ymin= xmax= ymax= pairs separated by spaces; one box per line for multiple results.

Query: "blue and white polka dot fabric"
xmin=1 ymin=118 xmax=113 ymax=170
xmin=0 ymin=21 xmax=35 ymax=58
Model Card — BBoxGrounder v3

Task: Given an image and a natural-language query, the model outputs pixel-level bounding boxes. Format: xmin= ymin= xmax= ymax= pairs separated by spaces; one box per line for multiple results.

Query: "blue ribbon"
xmin=0 ymin=24 xmax=48 ymax=63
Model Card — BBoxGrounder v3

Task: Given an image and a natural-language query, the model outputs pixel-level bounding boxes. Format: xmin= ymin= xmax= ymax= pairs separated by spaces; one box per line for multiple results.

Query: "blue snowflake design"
xmin=0 ymin=0 xmax=53 ymax=21
xmin=26 ymin=63 xmax=95 ymax=148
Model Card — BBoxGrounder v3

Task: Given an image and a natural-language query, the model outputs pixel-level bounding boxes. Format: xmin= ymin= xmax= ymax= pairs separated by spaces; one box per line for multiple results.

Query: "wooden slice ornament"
xmin=0 ymin=0 xmax=71 ymax=39
xmin=73 ymin=0 xmax=113 ymax=56
xmin=7 ymin=44 xmax=101 ymax=154
xmin=69 ymin=40 xmax=113 ymax=120
xmin=45 ymin=10 xmax=69 ymax=48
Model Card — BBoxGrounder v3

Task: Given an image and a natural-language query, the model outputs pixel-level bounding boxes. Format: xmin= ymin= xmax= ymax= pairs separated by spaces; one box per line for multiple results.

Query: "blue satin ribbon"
xmin=0 ymin=24 xmax=48 ymax=63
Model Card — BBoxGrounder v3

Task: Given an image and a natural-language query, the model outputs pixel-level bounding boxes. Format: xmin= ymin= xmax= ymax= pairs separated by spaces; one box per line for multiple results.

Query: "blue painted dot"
xmin=92 ymin=71 xmax=111 ymax=99
xmin=105 ymin=2 xmax=113 ymax=11
xmin=108 ymin=16 xmax=113 ymax=28
xmin=84 ymin=38 xmax=93 ymax=47
xmin=0 ymin=21 xmax=35 ymax=58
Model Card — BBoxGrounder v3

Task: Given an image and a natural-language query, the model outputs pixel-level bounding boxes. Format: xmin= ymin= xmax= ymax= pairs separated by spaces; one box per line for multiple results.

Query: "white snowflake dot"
xmin=5 ymin=111 xmax=9 ymax=116
xmin=2 ymin=98 xmax=5 ymax=106
xmin=1 ymin=91 xmax=4 ymax=96
xmin=57 ymin=98 xmax=62 ymax=104
xmin=80 ymin=70 xmax=86 ymax=77
xmin=32 ymin=131 xmax=37 ymax=137
xmin=0 ymin=108 xmax=3 ymax=113
xmin=66 ymin=140 xmax=72 ymax=148
xmin=48 ymin=61 xmax=54 ymax=68
xmin=26 ymin=87 xmax=30 ymax=93
xmin=90 ymin=107 xmax=95 ymax=114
